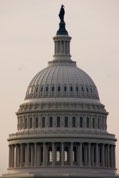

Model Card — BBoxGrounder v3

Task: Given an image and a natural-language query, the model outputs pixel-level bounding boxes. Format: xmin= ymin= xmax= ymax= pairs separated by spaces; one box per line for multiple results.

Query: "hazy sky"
xmin=0 ymin=0 xmax=119 ymax=175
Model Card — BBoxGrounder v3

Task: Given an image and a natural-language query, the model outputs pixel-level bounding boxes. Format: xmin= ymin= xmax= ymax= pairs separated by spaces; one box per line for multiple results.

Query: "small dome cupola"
xmin=53 ymin=5 xmax=71 ymax=61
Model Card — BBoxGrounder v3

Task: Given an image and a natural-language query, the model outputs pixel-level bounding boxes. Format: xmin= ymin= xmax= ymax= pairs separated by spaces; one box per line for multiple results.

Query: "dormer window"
xmin=76 ymin=86 xmax=78 ymax=92
xmin=35 ymin=87 xmax=38 ymax=92
xmin=70 ymin=86 xmax=73 ymax=92
xmin=64 ymin=86 xmax=67 ymax=92
xmin=58 ymin=86 xmax=60 ymax=91
xmin=46 ymin=87 xmax=48 ymax=92
xmin=52 ymin=86 xmax=54 ymax=92
xmin=41 ymin=86 xmax=43 ymax=92
xmin=81 ymin=87 xmax=84 ymax=92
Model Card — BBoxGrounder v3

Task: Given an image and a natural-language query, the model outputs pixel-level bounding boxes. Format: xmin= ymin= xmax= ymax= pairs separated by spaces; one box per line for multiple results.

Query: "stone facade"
xmin=1 ymin=7 xmax=119 ymax=178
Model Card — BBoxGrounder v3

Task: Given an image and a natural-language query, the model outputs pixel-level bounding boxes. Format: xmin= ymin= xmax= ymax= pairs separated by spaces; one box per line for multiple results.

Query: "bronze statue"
xmin=57 ymin=5 xmax=68 ymax=35
xmin=59 ymin=5 xmax=65 ymax=21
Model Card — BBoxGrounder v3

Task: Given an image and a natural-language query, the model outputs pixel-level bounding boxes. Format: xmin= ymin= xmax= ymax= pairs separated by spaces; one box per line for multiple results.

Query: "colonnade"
xmin=9 ymin=142 xmax=115 ymax=169
xmin=54 ymin=38 xmax=70 ymax=56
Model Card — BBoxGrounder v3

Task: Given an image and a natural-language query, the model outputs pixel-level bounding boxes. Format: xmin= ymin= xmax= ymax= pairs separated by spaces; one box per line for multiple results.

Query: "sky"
xmin=0 ymin=0 xmax=119 ymax=175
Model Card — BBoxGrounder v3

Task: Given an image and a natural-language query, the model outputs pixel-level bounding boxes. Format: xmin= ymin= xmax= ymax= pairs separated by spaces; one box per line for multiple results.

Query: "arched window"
xmin=86 ymin=117 xmax=90 ymax=128
xmin=80 ymin=117 xmax=83 ymax=128
xmin=64 ymin=147 xmax=69 ymax=162
xmin=29 ymin=117 xmax=32 ymax=128
xmin=56 ymin=147 xmax=61 ymax=162
xmin=72 ymin=117 xmax=76 ymax=127
xmin=92 ymin=118 xmax=95 ymax=128
xmin=41 ymin=117 xmax=45 ymax=128
xmin=98 ymin=118 xmax=100 ymax=129
xmin=35 ymin=117 xmax=38 ymax=128
xmin=64 ymin=117 xmax=68 ymax=127
xmin=57 ymin=117 xmax=60 ymax=127
xmin=48 ymin=147 xmax=52 ymax=163
xmin=49 ymin=117 xmax=53 ymax=127
xmin=20 ymin=117 xmax=23 ymax=129
xmin=24 ymin=118 xmax=27 ymax=129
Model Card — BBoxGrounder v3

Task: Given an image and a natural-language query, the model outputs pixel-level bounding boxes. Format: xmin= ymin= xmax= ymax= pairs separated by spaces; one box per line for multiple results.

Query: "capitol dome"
xmin=4 ymin=5 xmax=118 ymax=178
xmin=25 ymin=61 xmax=99 ymax=100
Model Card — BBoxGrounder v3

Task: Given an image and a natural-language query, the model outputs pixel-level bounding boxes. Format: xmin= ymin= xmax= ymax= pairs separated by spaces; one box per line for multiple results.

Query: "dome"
xmin=6 ymin=6 xmax=118 ymax=178
xmin=25 ymin=61 xmax=99 ymax=100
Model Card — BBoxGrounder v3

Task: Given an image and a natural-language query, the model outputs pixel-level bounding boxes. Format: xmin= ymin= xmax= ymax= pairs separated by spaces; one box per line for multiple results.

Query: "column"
xmin=59 ymin=41 xmax=61 ymax=54
xmin=57 ymin=41 xmax=59 ymax=54
xmin=113 ymin=145 xmax=116 ymax=168
xmin=37 ymin=144 xmax=40 ymax=166
xmin=62 ymin=41 xmax=64 ymax=54
xmin=107 ymin=144 xmax=110 ymax=167
xmin=12 ymin=145 xmax=14 ymax=167
xmin=77 ymin=144 xmax=80 ymax=166
xmin=11 ymin=145 xmax=13 ymax=167
xmin=84 ymin=144 xmax=88 ymax=166
xmin=70 ymin=143 xmax=73 ymax=166
xmin=55 ymin=41 xmax=57 ymax=54
xmin=96 ymin=143 xmax=99 ymax=167
xmin=61 ymin=41 xmax=63 ymax=53
xmin=67 ymin=41 xmax=69 ymax=54
xmin=111 ymin=145 xmax=113 ymax=168
xmin=26 ymin=143 xmax=29 ymax=167
xmin=14 ymin=145 xmax=17 ymax=168
xmin=32 ymin=116 xmax=35 ymax=129
xmin=88 ymin=143 xmax=91 ymax=167
xmin=105 ymin=145 xmax=108 ymax=167
xmin=31 ymin=144 xmax=34 ymax=166
xmin=84 ymin=116 xmax=87 ymax=128
xmin=20 ymin=144 xmax=23 ymax=167
xmin=61 ymin=143 xmax=64 ymax=166
xmin=79 ymin=143 xmax=82 ymax=166
xmin=16 ymin=144 xmax=20 ymax=167
xmin=55 ymin=41 xmax=56 ymax=54
xmin=34 ymin=143 xmax=37 ymax=167
xmin=91 ymin=144 xmax=94 ymax=166
xmin=9 ymin=145 xmax=11 ymax=168
xmin=43 ymin=143 xmax=46 ymax=166
xmin=16 ymin=144 xmax=19 ymax=167
xmin=27 ymin=117 xmax=30 ymax=129
xmin=38 ymin=143 xmax=43 ymax=165
xmin=65 ymin=41 xmax=67 ymax=54
xmin=52 ymin=142 xmax=56 ymax=166
xmin=102 ymin=144 xmax=105 ymax=167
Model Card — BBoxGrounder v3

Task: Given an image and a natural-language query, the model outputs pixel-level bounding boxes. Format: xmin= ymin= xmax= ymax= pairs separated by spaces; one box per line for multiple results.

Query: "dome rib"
xmin=25 ymin=63 xmax=99 ymax=100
